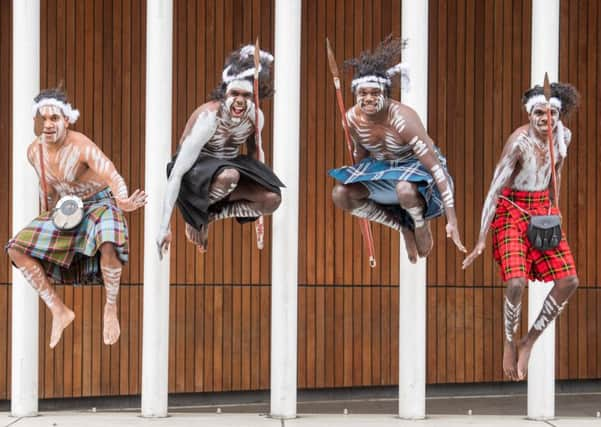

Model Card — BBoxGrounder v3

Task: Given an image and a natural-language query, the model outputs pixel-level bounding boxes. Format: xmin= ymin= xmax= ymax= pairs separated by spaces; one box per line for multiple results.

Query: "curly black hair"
xmin=34 ymin=83 xmax=68 ymax=103
xmin=522 ymin=82 xmax=580 ymax=118
xmin=210 ymin=47 xmax=274 ymax=101
xmin=343 ymin=35 xmax=407 ymax=95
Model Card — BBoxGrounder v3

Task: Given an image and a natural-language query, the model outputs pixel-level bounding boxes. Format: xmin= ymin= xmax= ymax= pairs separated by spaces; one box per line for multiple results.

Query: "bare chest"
xmin=38 ymin=144 xmax=103 ymax=197
xmin=203 ymin=118 xmax=254 ymax=158
xmin=350 ymin=120 xmax=412 ymax=160
xmin=512 ymin=137 xmax=561 ymax=191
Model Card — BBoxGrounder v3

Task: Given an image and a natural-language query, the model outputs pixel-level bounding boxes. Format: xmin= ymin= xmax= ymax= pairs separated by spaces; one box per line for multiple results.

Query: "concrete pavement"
xmin=2 ymin=412 xmax=601 ymax=427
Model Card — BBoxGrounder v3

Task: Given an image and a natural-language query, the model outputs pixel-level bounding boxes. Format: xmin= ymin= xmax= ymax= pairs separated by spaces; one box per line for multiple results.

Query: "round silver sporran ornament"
xmin=52 ymin=195 xmax=84 ymax=230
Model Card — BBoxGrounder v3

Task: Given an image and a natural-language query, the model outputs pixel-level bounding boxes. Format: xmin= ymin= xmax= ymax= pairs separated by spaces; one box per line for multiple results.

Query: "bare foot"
xmin=503 ymin=340 xmax=519 ymax=381
xmin=401 ymin=227 xmax=418 ymax=263
xmin=103 ymin=303 xmax=121 ymax=345
xmin=185 ymin=223 xmax=208 ymax=253
xmin=49 ymin=307 xmax=75 ymax=348
xmin=414 ymin=222 xmax=433 ymax=258
xmin=516 ymin=337 xmax=534 ymax=380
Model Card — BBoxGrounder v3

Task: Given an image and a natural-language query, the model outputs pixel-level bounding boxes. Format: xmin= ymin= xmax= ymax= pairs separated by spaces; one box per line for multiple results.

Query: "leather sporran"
xmin=527 ymin=215 xmax=562 ymax=251
xmin=51 ymin=195 xmax=84 ymax=230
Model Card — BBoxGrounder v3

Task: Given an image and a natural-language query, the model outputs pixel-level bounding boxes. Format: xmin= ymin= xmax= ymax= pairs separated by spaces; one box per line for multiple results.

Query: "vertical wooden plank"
xmin=259 ymin=287 xmax=270 ymax=389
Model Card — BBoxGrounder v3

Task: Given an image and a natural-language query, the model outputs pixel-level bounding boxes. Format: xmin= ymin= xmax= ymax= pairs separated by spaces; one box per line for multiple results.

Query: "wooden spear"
xmin=254 ymin=37 xmax=266 ymax=250
xmin=326 ymin=38 xmax=377 ymax=268
xmin=543 ymin=72 xmax=559 ymax=209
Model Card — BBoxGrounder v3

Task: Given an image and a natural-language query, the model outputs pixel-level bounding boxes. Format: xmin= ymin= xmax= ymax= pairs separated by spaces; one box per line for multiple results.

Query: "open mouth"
xmin=231 ymin=105 xmax=246 ymax=117
xmin=361 ymin=103 xmax=377 ymax=113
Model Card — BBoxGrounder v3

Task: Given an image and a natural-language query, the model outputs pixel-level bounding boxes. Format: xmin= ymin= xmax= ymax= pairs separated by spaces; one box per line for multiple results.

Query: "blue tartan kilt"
xmin=328 ymin=154 xmax=452 ymax=228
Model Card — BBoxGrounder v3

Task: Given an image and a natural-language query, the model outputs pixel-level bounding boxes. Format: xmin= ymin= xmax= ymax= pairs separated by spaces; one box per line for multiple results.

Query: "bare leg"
xmin=8 ymin=248 xmax=75 ymax=348
xmin=186 ymin=168 xmax=241 ymax=251
xmin=503 ymin=278 xmax=526 ymax=381
xmin=516 ymin=275 xmax=578 ymax=380
xmin=99 ymin=243 xmax=123 ymax=345
xmin=332 ymin=183 xmax=405 ymax=231
xmin=400 ymin=227 xmax=419 ymax=264
xmin=211 ymin=178 xmax=282 ymax=221
xmin=396 ymin=181 xmax=432 ymax=258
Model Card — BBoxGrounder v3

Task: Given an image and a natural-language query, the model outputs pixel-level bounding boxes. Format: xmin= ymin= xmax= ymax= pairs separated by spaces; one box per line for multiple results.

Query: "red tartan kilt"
xmin=491 ymin=188 xmax=576 ymax=282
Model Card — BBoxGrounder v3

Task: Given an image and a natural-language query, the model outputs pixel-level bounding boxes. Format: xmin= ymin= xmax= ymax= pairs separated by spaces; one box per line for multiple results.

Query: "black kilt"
xmin=167 ymin=153 xmax=284 ymax=230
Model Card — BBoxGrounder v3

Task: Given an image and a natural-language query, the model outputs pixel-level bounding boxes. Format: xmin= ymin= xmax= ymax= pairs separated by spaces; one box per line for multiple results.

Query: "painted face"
xmin=356 ymin=86 xmax=385 ymax=115
xmin=36 ymin=105 xmax=68 ymax=144
xmin=529 ymin=103 xmax=560 ymax=138
xmin=224 ymin=81 xmax=253 ymax=122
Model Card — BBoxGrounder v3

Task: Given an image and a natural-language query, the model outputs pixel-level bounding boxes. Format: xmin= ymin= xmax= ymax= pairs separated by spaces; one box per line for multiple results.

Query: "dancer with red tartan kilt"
xmin=463 ymin=81 xmax=580 ymax=381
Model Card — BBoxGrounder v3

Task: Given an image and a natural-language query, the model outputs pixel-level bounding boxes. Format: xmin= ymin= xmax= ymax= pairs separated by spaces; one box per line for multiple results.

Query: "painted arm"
xmin=246 ymin=106 xmax=264 ymax=159
xmin=81 ymin=138 xmax=146 ymax=212
xmin=462 ymin=135 xmax=521 ymax=269
xmin=156 ymin=110 xmax=218 ymax=258
xmin=398 ymin=109 xmax=465 ymax=252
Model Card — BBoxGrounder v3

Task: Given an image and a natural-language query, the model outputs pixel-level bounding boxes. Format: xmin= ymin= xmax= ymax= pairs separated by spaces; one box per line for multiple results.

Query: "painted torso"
xmin=510 ymin=126 xmax=570 ymax=192
xmin=30 ymin=133 xmax=103 ymax=199
xmin=28 ymin=130 xmax=127 ymax=201
xmin=201 ymin=104 xmax=255 ymax=159
xmin=346 ymin=101 xmax=415 ymax=161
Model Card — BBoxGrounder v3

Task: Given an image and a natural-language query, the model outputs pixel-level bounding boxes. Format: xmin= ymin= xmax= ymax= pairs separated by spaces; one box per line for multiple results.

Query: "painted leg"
xmin=212 ymin=179 xmax=282 ymax=221
xmin=8 ymin=248 xmax=75 ymax=348
xmin=185 ymin=168 xmax=241 ymax=252
xmin=332 ymin=183 xmax=404 ymax=231
xmin=396 ymin=181 xmax=431 ymax=258
xmin=517 ymin=275 xmax=578 ymax=379
xmin=503 ymin=278 xmax=526 ymax=381
xmin=208 ymin=168 xmax=240 ymax=205
xmin=99 ymin=243 xmax=123 ymax=345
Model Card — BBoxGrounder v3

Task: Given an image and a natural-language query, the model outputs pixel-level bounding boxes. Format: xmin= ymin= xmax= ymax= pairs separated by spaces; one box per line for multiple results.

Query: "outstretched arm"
xmin=156 ymin=109 xmax=218 ymax=258
xmin=462 ymin=133 xmax=522 ymax=269
xmin=398 ymin=109 xmax=465 ymax=252
xmin=80 ymin=138 xmax=146 ymax=211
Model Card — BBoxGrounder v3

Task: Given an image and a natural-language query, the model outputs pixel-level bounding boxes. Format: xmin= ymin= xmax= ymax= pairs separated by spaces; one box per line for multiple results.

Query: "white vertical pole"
xmin=270 ymin=0 xmax=301 ymax=419
xmin=528 ymin=0 xmax=559 ymax=420
xmin=141 ymin=0 xmax=172 ymax=418
xmin=527 ymin=281 xmax=555 ymax=419
xmin=11 ymin=0 xmax=40 ymax=417
xmin=399 ymin=0 xmax=428 ymax=419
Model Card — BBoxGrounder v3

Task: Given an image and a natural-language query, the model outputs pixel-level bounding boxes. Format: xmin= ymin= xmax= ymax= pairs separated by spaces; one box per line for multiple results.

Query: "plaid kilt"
xmin=328 ymin=149 xmax=451 ymax=229
xmin=6 ymin=188 xmax=128 ymax=285
xmin=491 ymin=187 xmax=576 ymax=282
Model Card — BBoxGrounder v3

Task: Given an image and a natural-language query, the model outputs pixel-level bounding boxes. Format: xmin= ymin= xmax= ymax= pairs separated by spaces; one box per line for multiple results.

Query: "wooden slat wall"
xmin=0 ymin=0 xmax=599 ymax=400
xmin=557 ymin=0 xmax=601 ymax=380
xmin=0 ymin=0 xmax=13 ymax=402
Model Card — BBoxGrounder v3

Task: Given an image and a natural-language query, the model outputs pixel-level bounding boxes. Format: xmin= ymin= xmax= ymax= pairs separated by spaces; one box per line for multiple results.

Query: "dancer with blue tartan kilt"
xmin=330 ymin=36 xmax=466 ymax=262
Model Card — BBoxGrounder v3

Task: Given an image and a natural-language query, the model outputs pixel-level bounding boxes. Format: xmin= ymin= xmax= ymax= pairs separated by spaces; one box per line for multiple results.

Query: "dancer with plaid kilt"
xmin=7 ymin=87 xmax=147 ymax=348
xmin=463 ymin=82 xmax=580 ymax=380
xmin=329 ymin=36 xmax=466 ymax=262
